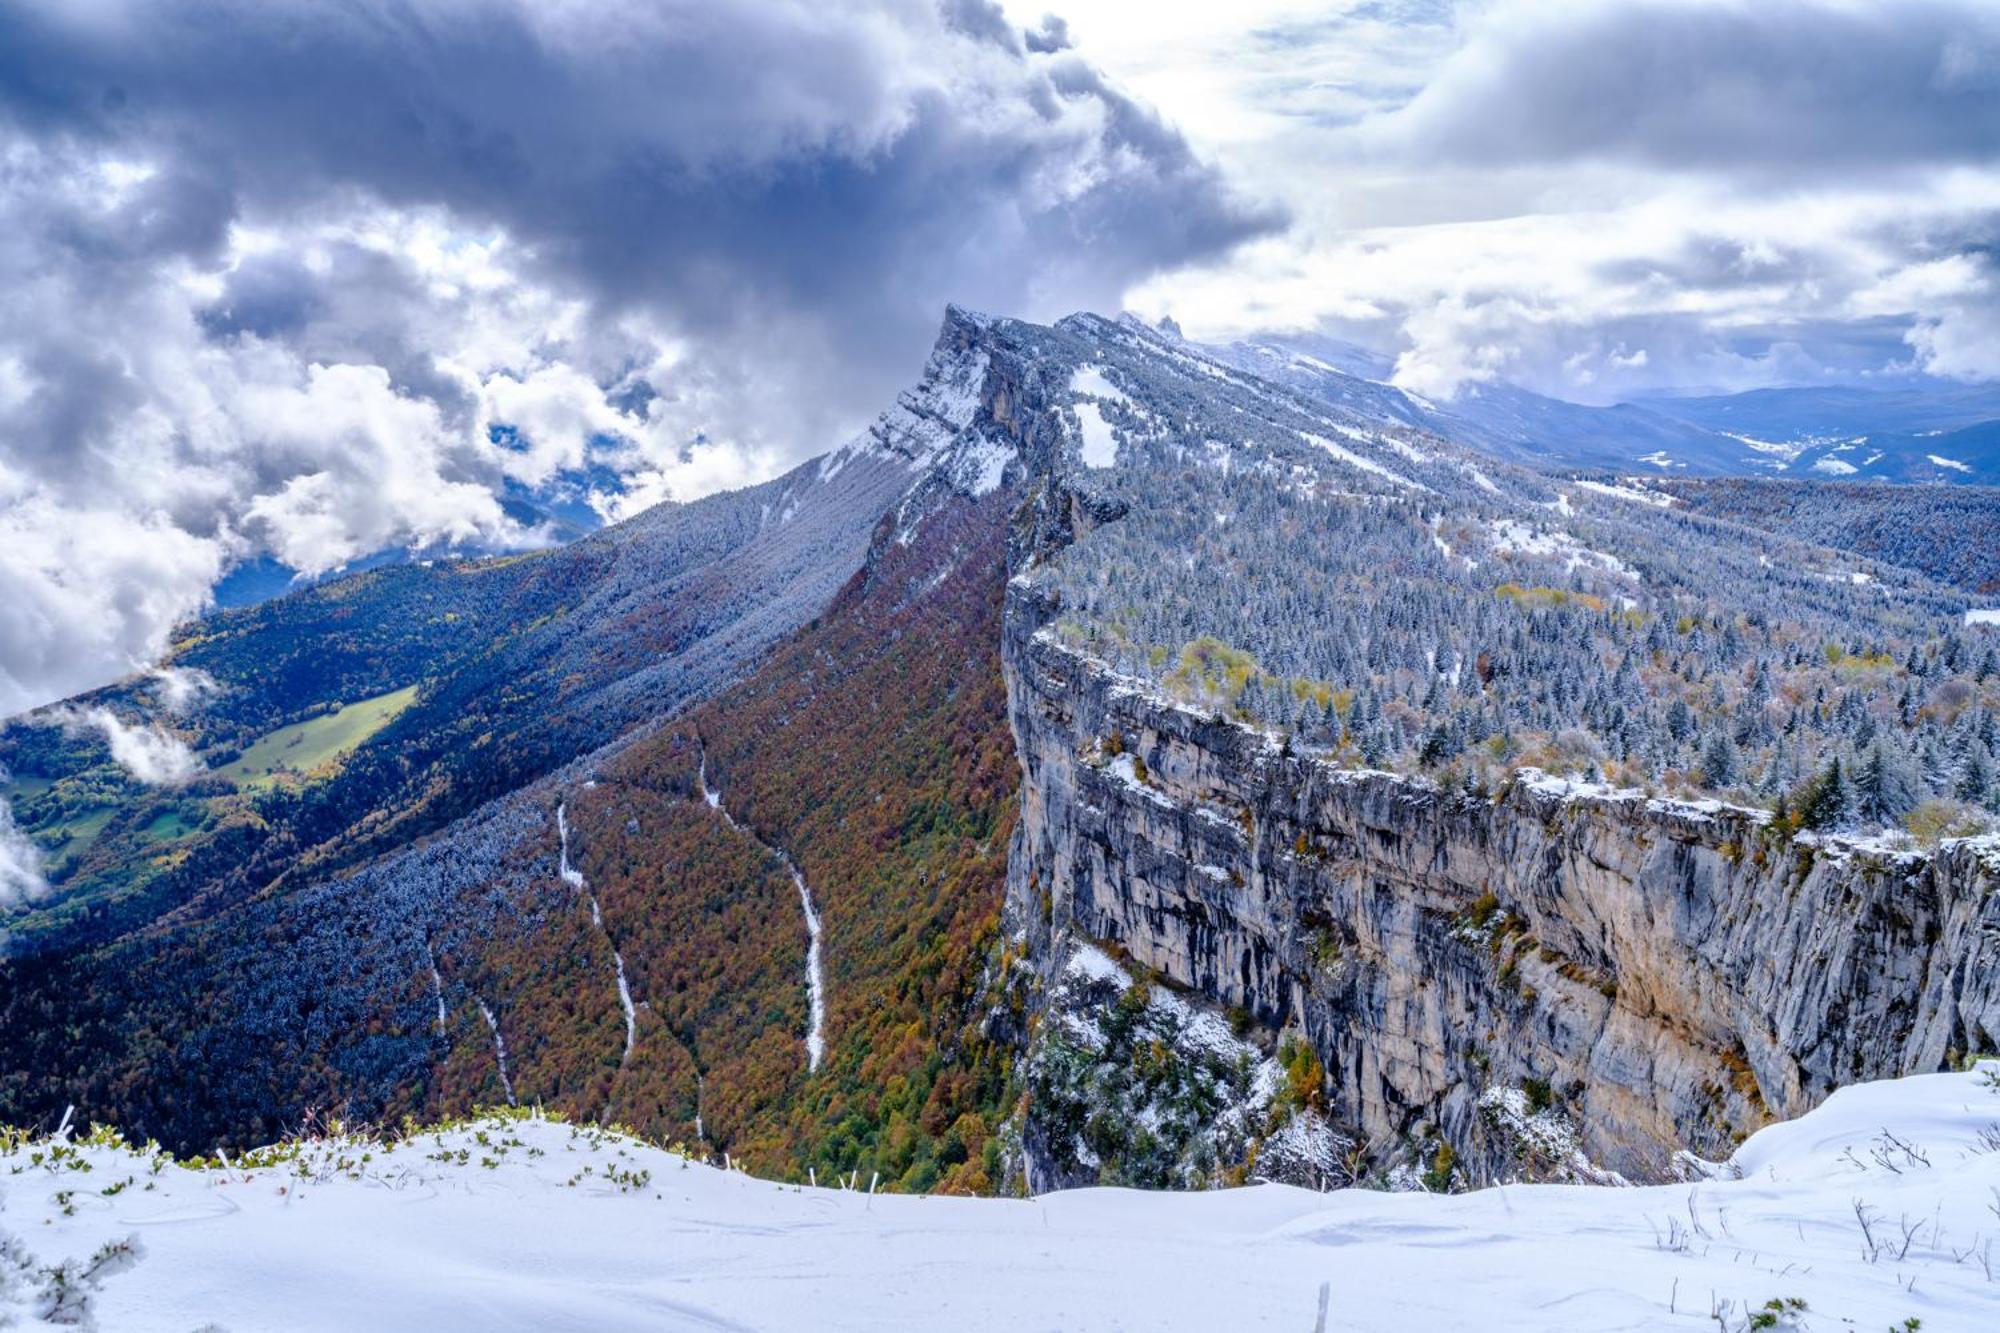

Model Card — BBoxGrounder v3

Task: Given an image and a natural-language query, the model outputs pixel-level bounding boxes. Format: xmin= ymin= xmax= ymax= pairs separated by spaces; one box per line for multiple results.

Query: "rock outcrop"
xmin=1000 ymin=577 xmax=2000 ymax=1183
xmin=894 ymin=309 xmax=2000 ymax=1189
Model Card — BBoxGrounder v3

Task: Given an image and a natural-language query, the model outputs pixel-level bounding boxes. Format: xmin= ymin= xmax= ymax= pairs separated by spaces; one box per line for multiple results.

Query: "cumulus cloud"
xmin=1113 ymin=0 xmax=2000 ymax=400
xmin=0 ymin=490 xmax=227 ymax=719
xmin=1855 ymin=253 xmax=2000 ymax=381
xmin=57 ymin=708 xmax=204 ymax=785
xmin=0 ymin=796 xmax=49 ymax=912
xmin=1372 ymin=0 xmax=2000 ymax=174
xmin=0 ymin=0 xmax=1275 ymax=715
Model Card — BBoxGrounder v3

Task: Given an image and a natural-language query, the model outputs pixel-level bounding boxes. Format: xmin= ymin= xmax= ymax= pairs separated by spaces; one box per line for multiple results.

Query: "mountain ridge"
xmin=1 ymin=305 xmax=1996 ymax=1202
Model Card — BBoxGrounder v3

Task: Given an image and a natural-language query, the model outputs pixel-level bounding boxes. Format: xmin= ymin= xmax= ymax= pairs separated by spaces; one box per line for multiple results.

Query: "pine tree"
xmin=1358 ymin=720 xmax=1389 ymax=767
xmin=1957 ymin=743 xmax=1995 ymax=807
xmin=1417 ymin=723 xmax=1455 ymax=769
xmin=1666 ymin=698 xmax=1696 ymax=745
xmin=1798 ymin=757 xmax=1855 ymax=831
xmin=1698 ymin=730 xmax=1739 ymax=790
xmin=1851 ymin=742 xmax=1918 ymax=828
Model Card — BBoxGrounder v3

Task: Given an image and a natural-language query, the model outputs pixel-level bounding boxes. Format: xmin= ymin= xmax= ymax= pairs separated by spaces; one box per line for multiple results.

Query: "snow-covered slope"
xmin=8 ymin=1065 xmax=1999 ymax=1331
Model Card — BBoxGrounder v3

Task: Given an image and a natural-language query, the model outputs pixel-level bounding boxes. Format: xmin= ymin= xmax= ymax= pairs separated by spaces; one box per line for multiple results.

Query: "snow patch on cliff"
xmin=1478 ymin=1086 xmax=1629 ymax=1187
xmin=1074 ymin=401 xmax=1119 ymax=468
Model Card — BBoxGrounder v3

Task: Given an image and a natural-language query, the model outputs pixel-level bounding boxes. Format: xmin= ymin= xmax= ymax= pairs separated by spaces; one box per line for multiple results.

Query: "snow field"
xmin=5 ymin=1065 xmax=1998 ymax=1330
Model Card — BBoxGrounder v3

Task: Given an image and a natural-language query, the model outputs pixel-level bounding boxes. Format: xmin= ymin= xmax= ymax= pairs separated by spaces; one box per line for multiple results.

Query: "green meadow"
xmin=213 ymin=684 xmax=420 ymax=789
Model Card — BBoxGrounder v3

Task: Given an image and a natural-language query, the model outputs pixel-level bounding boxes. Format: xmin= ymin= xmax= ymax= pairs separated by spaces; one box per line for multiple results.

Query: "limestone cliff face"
xmin=911 ymin=309 xmax=2000 ymax=1187
xmin=999 ymin=582 xmax=2000 ymax=1183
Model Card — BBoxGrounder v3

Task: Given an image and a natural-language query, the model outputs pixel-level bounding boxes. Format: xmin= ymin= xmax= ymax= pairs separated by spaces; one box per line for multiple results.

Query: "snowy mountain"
xmin=1773 ymin=416 xmax=2000 ymax=487
xmin=1216 ymin=336 xmax=1749 ymax=473
xmin=1224 ymin=332 xmax=2000 ymax=481
xmin=1633 ymin=383 xmax=2000 ymax=483
xmin=2 ymin=304 xmax=1998 ymax=1328
xmin=6 ymin=1063 xmax=1998 ymax=1331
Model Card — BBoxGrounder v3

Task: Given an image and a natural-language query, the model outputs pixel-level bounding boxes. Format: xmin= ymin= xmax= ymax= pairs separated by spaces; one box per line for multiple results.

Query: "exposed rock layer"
xmin=1001 ymin=581 xmax=2000 ymax=1182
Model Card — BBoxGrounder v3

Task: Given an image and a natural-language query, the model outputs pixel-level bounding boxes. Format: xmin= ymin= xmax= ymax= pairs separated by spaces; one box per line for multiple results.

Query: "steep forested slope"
xmin=1654 ymin=476 xmax=2000 ymax=595
xmin=0 ymin=475 xmax=1021 ymax=1171
xmin=0 ymin=443 xmax=922 ymax=951
xmin=577 ymin=481 xmax=1020 ymax=1187
xmin=0 ymin=317 xmax=1023 ymax=1178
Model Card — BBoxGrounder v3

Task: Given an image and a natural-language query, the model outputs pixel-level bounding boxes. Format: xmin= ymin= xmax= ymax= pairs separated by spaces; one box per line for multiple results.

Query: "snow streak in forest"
xmin=698 ymin=748 xmax=826 ymax=1071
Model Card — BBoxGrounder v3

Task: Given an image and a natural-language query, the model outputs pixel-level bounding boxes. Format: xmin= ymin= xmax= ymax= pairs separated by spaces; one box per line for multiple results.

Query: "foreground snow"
xmin=8 ymin=1068 xmax=2000 ymax=1331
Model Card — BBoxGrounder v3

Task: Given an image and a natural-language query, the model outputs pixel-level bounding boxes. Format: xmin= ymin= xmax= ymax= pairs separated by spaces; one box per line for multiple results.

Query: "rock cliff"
xmin=997 ymin=545 xmax=2000 ymax=1188
xmin=899 ymin=310 xmax=2000 ymax=1189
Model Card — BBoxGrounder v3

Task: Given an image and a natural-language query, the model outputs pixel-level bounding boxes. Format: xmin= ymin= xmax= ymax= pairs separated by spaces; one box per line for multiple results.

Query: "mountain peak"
xmin=937 ymin=302 xmax=1002 ymax=349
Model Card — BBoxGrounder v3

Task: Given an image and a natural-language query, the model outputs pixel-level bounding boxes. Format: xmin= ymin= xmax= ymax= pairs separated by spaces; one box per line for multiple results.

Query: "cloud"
xmin=1852 ymin=253 xmax=2000 ymax=381
xmin=0 ymin=2 xmax=1276 ymax=431
xmin=57 ymin=708 xmax=204 ymax=785
xmin=1024 ymin=15 xmax=1073 ymax=54
xmin=1106 ymin=0 xmax=2000 ymax=399
xmin=0 ymin=489 xmax=227 ymax=719
xmin=0 ymin=796 xmax=49 ymax=912
xmin=1371 ymin=0 xmax=2000 ymax=175
xmin=0 ymin=0 xmax=1276 ymax=715
xmin=148 ymin=667 xmax=222 ymax=716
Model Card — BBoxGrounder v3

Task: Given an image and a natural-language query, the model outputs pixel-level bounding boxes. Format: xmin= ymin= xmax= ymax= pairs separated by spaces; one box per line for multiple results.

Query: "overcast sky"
xmin=1 ymin=0 xmax=1997 ymax=716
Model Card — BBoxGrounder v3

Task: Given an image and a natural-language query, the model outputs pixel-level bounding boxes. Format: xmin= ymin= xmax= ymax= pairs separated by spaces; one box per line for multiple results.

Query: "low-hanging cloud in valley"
xmin=148 ymin=667 xmax=224 ymax=717
xmin=0 ymin=794 xmax=47 ymax=912
xmin=0 ymin=0 xmax=1279 ymax=716
xmin=56 ymin=707 xmax=204 ymax=785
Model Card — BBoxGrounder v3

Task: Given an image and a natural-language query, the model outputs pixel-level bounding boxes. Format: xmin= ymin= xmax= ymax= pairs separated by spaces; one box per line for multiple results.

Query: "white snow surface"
xmin=1725 ymin=431 xmax=1807 ymax=462
xmin=1574 ymin=478 xmax=1674 ymax=508
xmin=423 ymin=944 xmax=448 ymax=1038
xmin=958 ymin=437 xmax=1014 ymax=495
xmin=1966 ymin=609 xmax=2000 ymax=627
xmin=15 ymin=1066 xmax=2000 ymax=1330
xmin=1487 ymin=518 xmax=1638 ymax=580
xmin=1297 ymin=431 xmax=1424 ymax=491
xmin=558 ymin=801 xmax=636 ymax=1063
xmin=788 ymin=861 xmax=827 ymax=1071
xmin=473 ymin=998 xmax=515 ymax=1108
xmin=1930 ymin=454 xmax=1973 ymax=473
xmin=1069 ymin=362 xmax=1131 ymax=408
xmin=1073 ymin=400 xmax=1118 ymax=468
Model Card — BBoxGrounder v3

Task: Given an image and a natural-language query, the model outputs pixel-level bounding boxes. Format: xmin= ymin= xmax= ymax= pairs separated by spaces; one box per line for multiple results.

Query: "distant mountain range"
xmin=1220 ymin=331 xmax=2000 ymax=483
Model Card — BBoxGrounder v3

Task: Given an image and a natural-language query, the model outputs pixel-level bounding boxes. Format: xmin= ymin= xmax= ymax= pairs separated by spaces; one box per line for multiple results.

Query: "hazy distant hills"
xmin=1228 ymin=331 xmax=2000 ymax=482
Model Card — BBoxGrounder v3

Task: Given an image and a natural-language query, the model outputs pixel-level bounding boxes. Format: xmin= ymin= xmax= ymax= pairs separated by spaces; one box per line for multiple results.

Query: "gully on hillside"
xmin=696 ymin=748 xmax=827 ymax=1072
